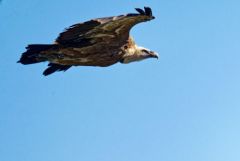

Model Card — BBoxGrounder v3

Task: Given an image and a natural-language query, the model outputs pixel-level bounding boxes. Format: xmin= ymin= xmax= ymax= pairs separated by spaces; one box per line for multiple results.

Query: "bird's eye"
xmin=142 ymin=49 xmax=149 ymax=54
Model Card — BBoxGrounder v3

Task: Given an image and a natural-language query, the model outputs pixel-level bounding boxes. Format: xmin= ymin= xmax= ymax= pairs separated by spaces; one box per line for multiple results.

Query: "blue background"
xmin=1 ymin=0 xmax=240 ymax=161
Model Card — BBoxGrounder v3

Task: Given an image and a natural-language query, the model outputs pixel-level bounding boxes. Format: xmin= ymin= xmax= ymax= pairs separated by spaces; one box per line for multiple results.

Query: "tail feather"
xmin=19 ymin=44 xmax=72 ymax=76
xmin=43 ymin=63 xmax=71 ymax=76
xmin=18 ymin=44 xmax=57 ymax=65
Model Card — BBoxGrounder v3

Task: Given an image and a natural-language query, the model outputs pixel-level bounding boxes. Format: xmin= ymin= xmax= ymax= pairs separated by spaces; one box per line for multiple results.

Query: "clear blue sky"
xmin=1 ymin=0 xmax=240 ymax=161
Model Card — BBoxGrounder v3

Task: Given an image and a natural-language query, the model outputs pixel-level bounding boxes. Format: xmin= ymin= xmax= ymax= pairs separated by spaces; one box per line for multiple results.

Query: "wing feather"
xmin=56 ymin=20 xmax=101 ymax=44
xmin=135 ymin=8 xmax=145 ymax=15
xmin=56 ymin=7 xmax=155 ymax=45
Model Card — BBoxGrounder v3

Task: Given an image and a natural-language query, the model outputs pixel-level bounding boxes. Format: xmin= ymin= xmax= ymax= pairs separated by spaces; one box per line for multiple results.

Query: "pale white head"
xmin=120 ymin=45 xmax=159 ymax=64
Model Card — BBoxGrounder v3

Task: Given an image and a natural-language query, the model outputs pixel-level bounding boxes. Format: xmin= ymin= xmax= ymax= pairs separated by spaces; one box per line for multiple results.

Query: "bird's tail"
xmin=18 ymin=44 xmax=72 ymax=76
xmin=18 ymin=44 xmax=57 ymax=65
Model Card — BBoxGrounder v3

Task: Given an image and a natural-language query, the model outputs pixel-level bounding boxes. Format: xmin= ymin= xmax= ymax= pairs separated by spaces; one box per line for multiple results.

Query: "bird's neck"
xmin=121 ymin=45 xmax=143 ymax=64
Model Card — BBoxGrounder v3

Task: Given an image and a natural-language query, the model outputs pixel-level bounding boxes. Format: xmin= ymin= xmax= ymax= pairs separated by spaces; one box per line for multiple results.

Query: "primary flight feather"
xmin=18 ymin=7 xmax=158 ymax=76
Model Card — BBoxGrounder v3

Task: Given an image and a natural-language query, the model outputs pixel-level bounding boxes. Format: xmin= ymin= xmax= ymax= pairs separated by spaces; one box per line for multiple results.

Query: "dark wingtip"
xmin=135 ymin=8 xmax=145 ymax=15
xmin=43 ymin=63 xmax=71 ymax=76
xmin=43 ymin=72 xmax=49 ymax=76
xmin=43 ymin=63 xmax=56 ymax=76
xmin=144 ymin=7 xmax=152 ymax=16
xmin=43 ymin=72 xmax=51 ymax=76
xmin=135 ymin=7 xmax=154 ymax=19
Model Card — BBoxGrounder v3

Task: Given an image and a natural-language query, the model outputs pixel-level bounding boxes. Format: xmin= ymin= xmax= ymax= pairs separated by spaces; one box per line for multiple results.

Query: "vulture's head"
xmin=121 ymin=46 xmax=159 ymax=64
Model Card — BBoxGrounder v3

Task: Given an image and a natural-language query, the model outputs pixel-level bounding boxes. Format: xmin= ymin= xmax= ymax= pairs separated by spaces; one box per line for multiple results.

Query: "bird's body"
xmin=41 ymin=37 xmax=131 ymax=67
xmin=18 ymin=7 xmax=158 ymax=76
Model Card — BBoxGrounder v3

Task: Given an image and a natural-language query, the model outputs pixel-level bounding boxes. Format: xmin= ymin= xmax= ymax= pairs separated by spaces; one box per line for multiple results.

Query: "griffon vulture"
xmin=18 ymin=7 xmax=158 ymax=76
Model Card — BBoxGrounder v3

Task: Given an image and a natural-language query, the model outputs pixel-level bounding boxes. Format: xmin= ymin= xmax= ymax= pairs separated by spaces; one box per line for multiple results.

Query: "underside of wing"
xmin=56 ymin=7 xmax=155 ymax=46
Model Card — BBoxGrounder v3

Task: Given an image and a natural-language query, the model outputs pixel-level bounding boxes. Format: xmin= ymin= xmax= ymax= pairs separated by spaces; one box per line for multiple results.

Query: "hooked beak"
xmin=149 ymin=51 xmax=159 ymax=59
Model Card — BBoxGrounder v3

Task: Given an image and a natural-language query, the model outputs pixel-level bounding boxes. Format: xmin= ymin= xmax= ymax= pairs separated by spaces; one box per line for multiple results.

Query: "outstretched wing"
xmin=56 ymin=7 xmax=155 ymax=46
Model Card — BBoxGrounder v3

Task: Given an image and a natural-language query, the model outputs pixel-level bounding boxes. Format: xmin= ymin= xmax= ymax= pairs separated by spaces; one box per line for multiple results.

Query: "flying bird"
xmin=18 ymin=7 xmax=158 ymax=76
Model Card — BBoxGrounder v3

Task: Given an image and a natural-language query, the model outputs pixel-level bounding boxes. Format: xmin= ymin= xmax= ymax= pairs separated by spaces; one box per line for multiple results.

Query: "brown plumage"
xmin=18 ymin=7 xmax=158 ymax=76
